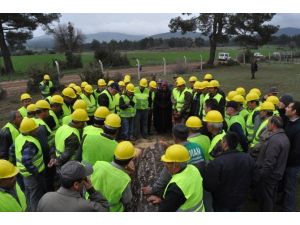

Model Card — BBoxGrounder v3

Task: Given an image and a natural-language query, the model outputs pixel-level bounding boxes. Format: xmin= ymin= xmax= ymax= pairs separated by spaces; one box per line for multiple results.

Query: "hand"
xmin=159 ymin=141 xmax=169 ymax=149
xmin=141 ymin=186 xmax=152 ymax=195
xmin=147 ymin=195 xmax=162 ymax=204
xmin=82 ymin=178 xmax=93 ymax=190
xmin=48 ymin=158 xmax=57 ymax=168
xmin=125 ymin=160 xmax=135 ymax=174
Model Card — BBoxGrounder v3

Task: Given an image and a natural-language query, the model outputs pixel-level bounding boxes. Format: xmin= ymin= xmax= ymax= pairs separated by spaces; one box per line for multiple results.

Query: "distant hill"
xmin=149 ymin=31 xmax=206 ymax=40
xmin=275 ymin=27 xmax=300 ymax=36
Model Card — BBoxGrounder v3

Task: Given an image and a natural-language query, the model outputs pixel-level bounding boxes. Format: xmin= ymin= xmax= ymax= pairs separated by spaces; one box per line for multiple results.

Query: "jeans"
xmin=282 ymin=166 xmax=300 ymax=211
xmin=23 ymin=172 xmax=46 ymax=212
xmin=121 ymin=117 xmax=134 ymax=140
xmin=135 ymin=109 xmax=148 ymax=138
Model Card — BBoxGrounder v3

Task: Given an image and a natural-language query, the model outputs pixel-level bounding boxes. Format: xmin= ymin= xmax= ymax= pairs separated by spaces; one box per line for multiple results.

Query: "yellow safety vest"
xmin=18 ymin=106 xmax=27 ymax=118
xmin=119 ymin=95 xmax=136 ymax=118
xmin=40 ymin=80 xmax=53 ymax=96
xmin=134 ymin=87 xmax=149 ymax=110
xmin=175 ymin=88 xmax=189 ymax=112
xmin=208 ymin=130 xmax=226 ymax=160
xmin=246 ymin=106 xmax=259 ymax=142
xmin=251 ymin=118 xmax=269 ymax=147
xmin=100 ymin=90 xmax=116 ymax=113
xmin=0 ymin=184 xmax=27 ymax=212
xmin=80 ymin=93 xmax=96 ymax=117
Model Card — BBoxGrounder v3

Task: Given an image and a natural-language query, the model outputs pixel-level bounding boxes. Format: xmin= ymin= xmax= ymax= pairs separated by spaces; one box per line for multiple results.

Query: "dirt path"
xmin=0 ymin=62 xmax=200 ymax=97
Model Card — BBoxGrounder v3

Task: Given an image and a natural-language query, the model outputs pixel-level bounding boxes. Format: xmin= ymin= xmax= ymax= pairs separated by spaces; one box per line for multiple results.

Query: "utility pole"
xmin=136 ymin=59 xmax=140 ymax=80
xmin=98 ymin=60 xmax=104 ymax=74
xmin=163 ymin=57 xmax=166 ymax=76
xmin=200 ymin=54 xmax=203 ymax=71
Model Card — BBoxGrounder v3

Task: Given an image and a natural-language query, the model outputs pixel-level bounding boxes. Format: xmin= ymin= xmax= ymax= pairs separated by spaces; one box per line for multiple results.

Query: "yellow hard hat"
xmin=226 ymin=91 xmax=238 ymax=101
xmin=266 ymin=96 xmax=279 ymax=106
xmin=0 ymin=160 xmax=19 ymax=179
xmin=81 ymin=81 xmax=88 ymax=88
xmin=202 ymin=81 xmax=209 ymax=88
xmin=35 ymin=100 xmax=51 ymax=110
xmin=62 ymin=87 xmax=77 ymax=99
xmin=204 ymin=73 xmax=213 ymax=80
xmin=249 ymin=88 xmax=261 ymax=97
xmin=203 ymin=110 xmax=224 ymax=123
xmin=207 ymin=80 xmax=220 ymax=88
xmin=149 ymin=81 xmax=157 ymax=89
xmin=246 ymin=92 xmax=260 ymax=102
xmin=20 ymin=93 xmax=32 ymax=101
xmin=189 ymin=76 xmax=198 ymax=82
xmin=232 ymin=95 xmax=245 ymax=104
xmin=114 ymin=141 xmax=136 ymax=160
xmin=72 ymin=99 xmax=87 ymax=110
xmin=98 ymin=79 xmax=106 ymax=87
xmin=139 ymin=78 xmax=148 ymax=88
xmin=186 ymin=116 xmax=202 ymax=129
xmin=126 ymin=83 xmax=135 ymax=93
xmin=193 ymin=81 xmax=202 ymax=90
xmin=74 ymin=85 xmax=82 ymax=95
xmin=236 ymin=87 xmax=246 ymax=96
xmin=26 ymin=104 xmax=36 ymax=112
xmin=161 ymin=144 xmax=190 ymax=163
xmin=176 ymin=77 xmax=186 ymax=87
xmin=19 ymin=117 xmax=38 ymax=133
xmin=124 ymin=77 xmax=131 ymax=83
xmin=118 ymin=81 xmax=125 ymax=87
xmin=84 ymin=85 xmax=93 ymax=94
xmin=44 ymin=74 xmax=50 ymax=80
xmin=71 ymin=109 xmax=89 ymax=122
xmin=124 ymin=74 xmax=131 ymax=81
xmin=50 ymin=95 xmax=64 ymax=105
xmin=259 ymin=101 xmax=275 ymax=111
xmin=94 ymin=106 xmax=110 ymax=119
xmin=104 ymin=113 xmax=121 ymax=128
xmin=68 ymin=83 xmax=76 ymax=88
xmin=108 ymin=80 xmax=114 ymax=86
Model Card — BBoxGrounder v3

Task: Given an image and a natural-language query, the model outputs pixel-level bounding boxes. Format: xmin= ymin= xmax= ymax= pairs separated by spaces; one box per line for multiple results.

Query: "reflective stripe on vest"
xmin=0 ymin=184 xmax=27 ymax=212
xmin=91 ymin=161 xmax=131 ymax=212
xmin=213 ymin=93 xmax=223 ymax=103
xmin=62 ymin=103 xmax=72 ymax=117
xmin=119 ymin=95 xmax=136 ymax=118
xmin=239 ymin=108 xmax=249 ymax=120
xmin=246 ymin=106 xmax=259 ymax=142
xmin=202 ymin=93 xmax=209 ymax=118
xmin=100 ymin=90 xmax=115 ymax=113
xmin=208 ymin=130 xmax=226 ymax=160
xmin=15 ymin=134 xmax=45 ymax=177
xmin=134 ymin=87 xmax=149 ymax=110
xmin=49 ymin=110 xmax=60 ymax=131
xmin=176 ymin=88 xmax=189 ymax=112
xmin=164 ymin=165 xmax=205 ymax=212
xmin=40 ymin=81 xmax=53 ymax=95
xmin=80 ymin=93 xmax=96 ymax=116
xmin=251 ymin=118 xmax=269 ymax=147
xmin=18 ymin=107 xmax=27 ymax=118
xmin=4 ymin=122 xmax=20 ymax=143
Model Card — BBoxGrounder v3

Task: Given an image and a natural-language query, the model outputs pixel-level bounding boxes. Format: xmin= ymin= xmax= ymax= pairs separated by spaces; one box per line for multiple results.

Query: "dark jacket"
xmin=203 ymin=150 xmax=255 ymax=210
xmin=255 ymin=129 xmax=290 ymax=181
xmin=0 ymin=127 xmax=13 ymax=160
xmin=285 ymin=118 xmax=300 ymax=167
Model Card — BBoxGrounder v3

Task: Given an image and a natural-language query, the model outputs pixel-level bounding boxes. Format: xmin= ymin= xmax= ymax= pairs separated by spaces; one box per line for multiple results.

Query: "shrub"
xmin=218 ymin=58 xmax=240 ymax=66
xmin=80 ymin=63 xmax=104 ymax=85
xmin=172 ymin=59 xmax=189 ymax=74
xmin=94 ymin=48 xmax=130 ymax=67
xmin=0 ymin=86 xmax=7 ymax=100
xmin=65 ymin=51 xmax=83 ymax=69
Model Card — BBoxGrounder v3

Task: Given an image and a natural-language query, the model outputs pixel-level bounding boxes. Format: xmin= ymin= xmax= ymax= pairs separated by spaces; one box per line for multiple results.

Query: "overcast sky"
xmin=34 ymin=13 xmax=300 ymax=37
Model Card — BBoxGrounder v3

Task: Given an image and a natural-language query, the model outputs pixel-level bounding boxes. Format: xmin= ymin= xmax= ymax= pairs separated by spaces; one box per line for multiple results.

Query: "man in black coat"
xmin=251 ymin=59 xmax=258 ymax=79
xmin=203 ymin=132 xmax=255 ymax=212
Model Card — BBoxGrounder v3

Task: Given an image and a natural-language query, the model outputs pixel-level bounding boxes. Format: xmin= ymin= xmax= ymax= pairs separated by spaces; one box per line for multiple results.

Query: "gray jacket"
xmin=37 ymin=187 xmax=109 ymax=212
xmin=255 ymin=129 xmax=290 ymax=181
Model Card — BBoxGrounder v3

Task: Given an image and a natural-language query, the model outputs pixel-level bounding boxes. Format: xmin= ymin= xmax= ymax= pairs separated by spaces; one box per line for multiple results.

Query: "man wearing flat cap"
xmin=37 ymin=161 xmax=108 ymax=212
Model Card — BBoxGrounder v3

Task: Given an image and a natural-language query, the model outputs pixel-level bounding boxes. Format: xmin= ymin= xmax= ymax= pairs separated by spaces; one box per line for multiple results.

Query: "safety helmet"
xmin=259 ymin=101 xmax=275 ymax=111
xmin=124 ymin=74 xmax=131 ymax=81
xmin=98 ymin=79 xmax=106 ymax=87
xmin=20 ymin=93 xmax=32 ymax=101
xmin=72 ymin=99 xmax=87 ymax=110
xmin=81 ymin=81 xmax=88 ymax=88
xmin=35 ymin=100 xmax=51 ymax=109
xmin=84 ymin=84 xmax=93 ymax=94
xmin=43 ymin=74 xmax=50 ymax=80
xmin=226 ymin=91 xmax=238 ymax=101
xmin=266 ymin=96 xmax=279 ymax=106
xmin=139 ymin=78 xmax=148 ymax=88
xmin=124 ymin=77 xmax=131 ymax=84
xmin=73 ymin=85 xmax=82 ymax=95
xmin=236 ymin=87 xmax=246 ymax=96
xmin=232 ymin=95 xmax=245 ymax=104
xmin=186 ymin=116 xmax=202 ymax=129
xmin=249 ymin=88 xmax=261 ymax=97
xmin=68 ymin=83 xmax=76 ymax=88
xmin=118 ymin=81 xmax=125 ymax=87
xmin=104 ymin=113 xmax=121 ymax=128
xmin=50 ymin=95 xmax=64 ymax=105
xmin=149 ymin=81 xmax=157 ymax=89
xmin=126 ymin=83 xmax=135 ymax=93
xmin=62 ymin=87 xmax=77 ymax=99
xmin=189 ymin=76 xmax=198 ymax=82
xmin=94 ymin=106 xmax=110 ymax=119
xmin=19 ymin=117 xmax=38 ymax=133
xmin=176 ymin=77 xmax=186 ymax=87
xmin=204 ymin=73 xmax=213 ymax=80
xmin=26 ymin=104 xmax=36 ymax=112
xmin=246 ymin=92 xmax=260 ymax=102
xmin=71 ymin=109 xmax=89 ymax=122
xmin=114 ymin=141 xmax=136 ymax=160
xmin=202 ymin=81 xmax=209 ymax=88
xmin=203 ymin=110 xmax=224 ymax=123
xmin=0 ymin=160 xmax=19 ymax=179
xmin=108 ymin=80 xmax=114 ymax=86
xmin=193 ymin=81 xmax=202 ymax=90
xmin=161 ymin=144 xmax=190 ymax=163
xmin=207 ymin=80 xmax=220 ymax=88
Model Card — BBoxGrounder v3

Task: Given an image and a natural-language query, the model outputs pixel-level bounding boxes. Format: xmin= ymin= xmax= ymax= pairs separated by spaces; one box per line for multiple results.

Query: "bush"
xmin=172 ymin=60 xmax=189 ymax=74
xmin=26 ymin=64 xmax=58 ymax=94
xmin=0 ymin=86 xmax=7 ymax=100
xmin=80 ymin=63 xmax=104 ymax=85
xmin=65 ymin=52 xmax=83 ymax=69
xmin=94 ymin=48 xmax=130 ymax=67
xmin=218 ymin=58 xmax=240 ymax=66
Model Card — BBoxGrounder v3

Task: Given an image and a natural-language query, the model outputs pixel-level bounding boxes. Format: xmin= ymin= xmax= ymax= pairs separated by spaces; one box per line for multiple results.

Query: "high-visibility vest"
xmin=246 ymin=106 xmax=259 ymax=142
xmin=55 ymin=124 xmax=80 ymax=158
xmin=251 ymin=118 xmax=269 ymax=147
xmin=18 ymin=106 xmax=27 ymax=118
xmin=208 ymin=130 xmax=226 ymax=160
xmin=187 ymin=88 xmax=193 ymax=94
xmin=212 ymin=93 xmax=223 ymax=103
xmin=227 ymin=114 xmax=246 ymax=134
xmin=15 ymin=134 xmax=45 ymax=177
xmin=119 ymin=95 xmax=136 ymax=118
xmin=172 ymin=88 xmax=179 ymax=110
xmin=114 ymin=93 xmax=121 ymax=115
xmin=49 ymin=110 xmax=61 ymax=132
xmin=201 ymin=93 xmax=210 ymax=118
xmin=62 ymin=115 xmax=72 ymax=125
xmin=149 ymin=91 xmax=155 ymax=109
xmin=33 ymin=118 xmax=52 ymax=134
xmin=3 ymin=122 xmax=20 ymax=143
xmin=100 ymin=90 xmax=115 ymax=113
xmin=164 ymin=164 xmax=205 ymax=212
xmin=134 ymin=87 xmax=149 ymax=110
xmin=91 ymin=161 xmax=131 ymax=212
xmin=83 ymin=125 xmax=103 ymax=137
xmin=80 ymin=93 xmax=96 ymax=116
xmin=40 ymin=81 xmax=53 ymax=96
xmin=239 ymin=108 xmax=249 ymax=120
xmin=175 ymin=88 xmax=189 ymax=112
xmin=0 ymin=184 xmax=27 ymax=212
xmin=273 ymin=110 xmax=279 ymax=116
xmin=62 ymin=103 xmax=72 ymax=117
xmin=82 ymin=133 xmax=117 ymax=165
xmin=188 ymin=133 xmax=211 ymax=161
xmin=94 ymin=88 xmax=105 ymax=100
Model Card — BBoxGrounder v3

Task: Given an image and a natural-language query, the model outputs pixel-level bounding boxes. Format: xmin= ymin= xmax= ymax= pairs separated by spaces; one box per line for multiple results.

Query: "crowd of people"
xmin=0 ymin=72 xmax=299 ymax=212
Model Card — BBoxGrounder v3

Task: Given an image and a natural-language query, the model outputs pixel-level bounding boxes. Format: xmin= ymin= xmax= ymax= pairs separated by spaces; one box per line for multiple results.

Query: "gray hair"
xmin=207 ymin=122 xmax=223 ymax=130
xmin=270 ymin=115 xmax=284 ymax=129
